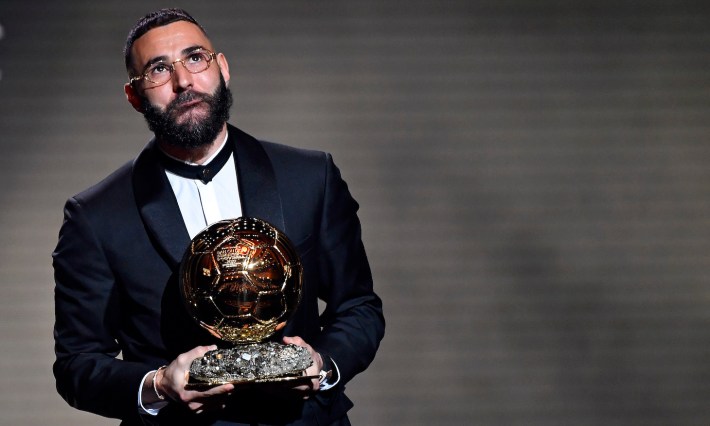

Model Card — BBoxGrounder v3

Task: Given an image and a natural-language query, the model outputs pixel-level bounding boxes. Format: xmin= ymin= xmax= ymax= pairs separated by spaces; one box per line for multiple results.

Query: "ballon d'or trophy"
xmin=179 ymin=217 xmax=315 ymax=388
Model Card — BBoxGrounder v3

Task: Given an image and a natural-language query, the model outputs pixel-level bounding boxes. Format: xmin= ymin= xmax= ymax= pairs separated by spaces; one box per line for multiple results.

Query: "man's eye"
xmin=149 ymin=64 xmax=169 ymax=75
xmin=187 ymin=53 xmax=205 ymax=63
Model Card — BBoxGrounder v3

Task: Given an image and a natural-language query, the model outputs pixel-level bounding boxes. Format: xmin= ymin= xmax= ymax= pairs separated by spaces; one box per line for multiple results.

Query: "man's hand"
xmin=144 ymin=345 xmax=235 ymax=413
xmin=282 ymin=336 xmax=323 ymax=399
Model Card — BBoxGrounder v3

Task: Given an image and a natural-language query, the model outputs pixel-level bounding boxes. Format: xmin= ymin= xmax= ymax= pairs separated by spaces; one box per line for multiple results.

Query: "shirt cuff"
xmin=319 ymin=356 xmax=341 ymax=391
xmin=138 ymin=370 xmax=169 ymax=415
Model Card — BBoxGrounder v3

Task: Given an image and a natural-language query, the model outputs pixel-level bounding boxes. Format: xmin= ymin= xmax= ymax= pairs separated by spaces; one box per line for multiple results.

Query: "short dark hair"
xmin=124 ymin=8 xmax=207 ymax=73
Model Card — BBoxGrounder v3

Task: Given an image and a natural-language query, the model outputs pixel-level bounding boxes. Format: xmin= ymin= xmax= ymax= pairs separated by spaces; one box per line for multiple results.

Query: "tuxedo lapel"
xmin=130 ymin=126 xmax=285 ymax=268
xmin=229 ymin=125 xmax=286 ymax=233
xmin=132 ymin=139 xmax=191 ymax=267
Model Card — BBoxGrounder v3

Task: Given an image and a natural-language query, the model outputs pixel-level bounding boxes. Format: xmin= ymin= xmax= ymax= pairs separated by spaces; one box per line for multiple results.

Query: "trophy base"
xmin=186 ymin=342 xmax=315 ymax=389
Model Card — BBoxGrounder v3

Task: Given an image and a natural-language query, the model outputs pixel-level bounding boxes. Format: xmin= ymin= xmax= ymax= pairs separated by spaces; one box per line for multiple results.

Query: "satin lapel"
xmin=229 ymin=125 xmax=286 ymax=232
xmin=132 ymin=139 xmax=191 ymax=267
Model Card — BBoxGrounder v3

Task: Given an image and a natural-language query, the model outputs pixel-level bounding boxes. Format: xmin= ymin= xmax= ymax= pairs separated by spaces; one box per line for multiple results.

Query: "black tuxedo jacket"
xmin=53 ymin=125 xmax=384 ymax=425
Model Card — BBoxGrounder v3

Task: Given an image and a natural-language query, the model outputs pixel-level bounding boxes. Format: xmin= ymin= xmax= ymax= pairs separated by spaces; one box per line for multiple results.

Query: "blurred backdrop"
xmin=0 ymin=1 xmax=709 ymax=425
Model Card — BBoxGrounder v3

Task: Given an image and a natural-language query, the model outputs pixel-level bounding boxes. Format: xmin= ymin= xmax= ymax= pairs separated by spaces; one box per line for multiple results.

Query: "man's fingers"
xmin=183 ymin=383 xmax=233 ymax=400
xmin=282 ymin=336 xmax=305 ymax=347
xmin=180 ymin=383 xmax=234 ymax=409
xmin=184 ymin=345 xmax=218 ymax=362
xmin=201 ymin=383 xmax=234 ymax=397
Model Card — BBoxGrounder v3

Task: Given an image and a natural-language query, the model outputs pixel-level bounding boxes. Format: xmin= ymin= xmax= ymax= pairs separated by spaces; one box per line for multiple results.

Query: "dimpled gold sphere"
xmin=179 ymin=217 xmax=303 ymax=344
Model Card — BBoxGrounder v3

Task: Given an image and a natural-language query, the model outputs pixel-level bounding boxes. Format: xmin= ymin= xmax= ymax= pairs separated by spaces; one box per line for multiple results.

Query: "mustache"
xmin=167 ymin=91 xmax=211 ymax=111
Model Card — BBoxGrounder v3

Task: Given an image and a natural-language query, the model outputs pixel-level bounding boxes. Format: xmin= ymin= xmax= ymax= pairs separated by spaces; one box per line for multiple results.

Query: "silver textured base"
xmin=188 ymin=342 xmax=313 ymax=386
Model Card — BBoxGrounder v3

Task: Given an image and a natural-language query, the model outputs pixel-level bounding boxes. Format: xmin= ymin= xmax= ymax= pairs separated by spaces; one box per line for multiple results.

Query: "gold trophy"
xmin=179 ymin=217 xmax=314 ymax=388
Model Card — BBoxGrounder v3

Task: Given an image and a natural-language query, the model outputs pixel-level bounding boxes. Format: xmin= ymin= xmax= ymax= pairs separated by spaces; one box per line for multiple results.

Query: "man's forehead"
xmin=131 ymin=21 xmax=212 ymax=65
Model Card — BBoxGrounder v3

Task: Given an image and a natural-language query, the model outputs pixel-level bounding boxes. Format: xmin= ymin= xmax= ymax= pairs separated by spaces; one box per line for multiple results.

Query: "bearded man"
xmin=52 ymin=8 xmax=384 ymax=426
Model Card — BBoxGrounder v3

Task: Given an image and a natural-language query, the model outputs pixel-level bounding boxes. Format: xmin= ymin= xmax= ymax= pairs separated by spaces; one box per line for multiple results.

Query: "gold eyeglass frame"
xmin=129 ymin=48 xmax=217 ymax=87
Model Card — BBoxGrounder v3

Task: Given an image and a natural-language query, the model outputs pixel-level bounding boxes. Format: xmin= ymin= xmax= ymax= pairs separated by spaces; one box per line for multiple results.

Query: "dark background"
xmin=0 ymin=1 xmax=709 ymax=425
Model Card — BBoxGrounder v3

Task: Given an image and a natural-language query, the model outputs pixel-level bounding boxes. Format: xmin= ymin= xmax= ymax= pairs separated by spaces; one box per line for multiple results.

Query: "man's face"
xmin=127 ymin=21 xmax=232 ymax=149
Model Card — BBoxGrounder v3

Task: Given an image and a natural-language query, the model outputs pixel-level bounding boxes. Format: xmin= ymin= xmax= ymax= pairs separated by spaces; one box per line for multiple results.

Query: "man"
xmin=53 ymin=8 xmax=384 ymax=425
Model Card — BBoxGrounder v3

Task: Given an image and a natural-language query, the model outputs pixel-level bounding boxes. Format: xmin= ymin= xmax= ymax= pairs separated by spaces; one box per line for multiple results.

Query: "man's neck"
xmin=157 ymin=124 xmax=228 ymax=165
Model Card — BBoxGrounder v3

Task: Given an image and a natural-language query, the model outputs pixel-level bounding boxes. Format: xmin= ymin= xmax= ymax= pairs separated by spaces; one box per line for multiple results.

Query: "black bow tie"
xmin=159 ymin=140 xmax=233 ymax=184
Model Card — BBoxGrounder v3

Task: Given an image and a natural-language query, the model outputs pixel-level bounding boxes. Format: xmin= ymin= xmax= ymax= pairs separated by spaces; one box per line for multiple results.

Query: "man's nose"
xmin=171 ymin=61 xmax=193 ymax=91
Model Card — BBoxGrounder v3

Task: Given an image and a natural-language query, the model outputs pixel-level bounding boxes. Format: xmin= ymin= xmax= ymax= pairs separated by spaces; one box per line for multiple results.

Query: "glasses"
xmin=129 ymin=49 xmax=217 ymax=88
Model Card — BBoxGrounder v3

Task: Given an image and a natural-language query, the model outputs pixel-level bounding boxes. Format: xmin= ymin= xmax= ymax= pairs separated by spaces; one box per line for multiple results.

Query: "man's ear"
xmin=217 ymin=53 xmax=231 ymax=86
xmin=124 ymin=83 xmax=144 ymax=113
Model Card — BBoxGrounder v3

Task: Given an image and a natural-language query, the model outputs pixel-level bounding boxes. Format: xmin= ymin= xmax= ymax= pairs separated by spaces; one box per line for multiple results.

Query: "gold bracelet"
xmin=152 ymin=365 xmax=167 ymax=400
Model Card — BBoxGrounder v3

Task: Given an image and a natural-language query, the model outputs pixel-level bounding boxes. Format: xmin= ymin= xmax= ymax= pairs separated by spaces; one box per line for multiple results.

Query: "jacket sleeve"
xmin=53 ymin=196 xmax=151 ymax=419
xmin=311 ymin=154 xmax=385 ymax=385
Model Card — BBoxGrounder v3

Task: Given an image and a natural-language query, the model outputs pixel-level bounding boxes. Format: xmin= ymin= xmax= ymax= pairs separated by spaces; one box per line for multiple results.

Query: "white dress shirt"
xmin=164 ymin=133 xmax=242 ymax=238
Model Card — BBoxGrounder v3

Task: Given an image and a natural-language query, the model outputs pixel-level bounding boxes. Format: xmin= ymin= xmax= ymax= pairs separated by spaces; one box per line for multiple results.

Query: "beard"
xmin=141 ymin=75 xmax=233 ymax=150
